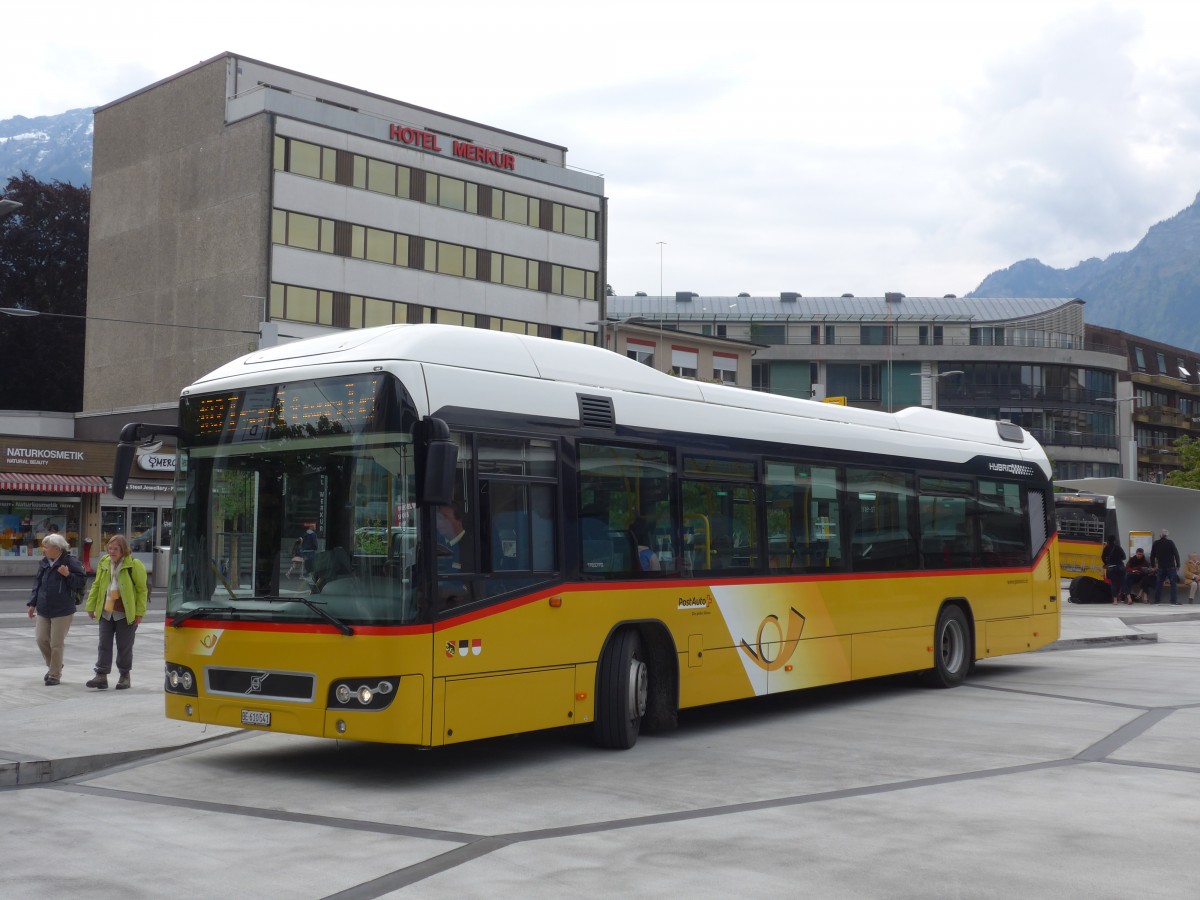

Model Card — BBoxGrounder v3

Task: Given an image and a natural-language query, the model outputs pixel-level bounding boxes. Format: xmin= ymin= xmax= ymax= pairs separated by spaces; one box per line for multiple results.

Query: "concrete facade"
xmin=84 ymin=54 xmax=606 ymax=425
xmin=85 ymin=58 xmax=269 ymax=415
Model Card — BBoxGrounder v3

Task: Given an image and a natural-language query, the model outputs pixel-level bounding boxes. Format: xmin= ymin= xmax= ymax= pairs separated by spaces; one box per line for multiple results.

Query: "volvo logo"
xmin=246 ymin=673 xmax=269 ymax=694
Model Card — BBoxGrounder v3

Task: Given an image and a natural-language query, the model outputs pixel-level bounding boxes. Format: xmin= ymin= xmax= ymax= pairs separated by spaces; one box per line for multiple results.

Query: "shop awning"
xmin=0 ymin=473 xmax=108 ymax=494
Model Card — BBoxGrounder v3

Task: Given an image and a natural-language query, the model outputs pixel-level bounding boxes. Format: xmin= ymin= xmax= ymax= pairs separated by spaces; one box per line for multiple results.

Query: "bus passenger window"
xmin=847 ymin=468 xmax=916 ymax=573
xmin=578 ymin=443 xmax=675 ymax=577
xmin=436 ymin=434 xmax=477 ymax=608
xmin=918 ymin=477 xmax=977 ymax=570
xmin=765 ymin=462 xmax=843 ymax=572
xmin=979 ymin=479 xmax=1029 ymax=566
xmin=476 ymin=435 xmax=559 ymax=598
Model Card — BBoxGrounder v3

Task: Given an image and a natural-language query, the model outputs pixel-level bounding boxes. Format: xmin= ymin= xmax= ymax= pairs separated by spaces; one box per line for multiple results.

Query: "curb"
xmin=1043 ymin=632 xmax=1158 ymax=652
xmin=0 ymin=731 xmax=245 ymax=787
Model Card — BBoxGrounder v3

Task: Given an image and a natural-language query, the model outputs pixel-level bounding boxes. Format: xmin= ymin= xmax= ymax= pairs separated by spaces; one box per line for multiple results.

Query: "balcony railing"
xmin=937 ymin=384 xmax=1121 ymax=405
xmin=1029 ymin=429 xmax=1118 ymax=450
xmin=765 ymin=334 xmax=1127 ymax=354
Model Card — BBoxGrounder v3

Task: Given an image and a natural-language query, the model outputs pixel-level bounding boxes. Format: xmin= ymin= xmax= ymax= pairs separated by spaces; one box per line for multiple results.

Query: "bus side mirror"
xmin=112 ymin=441 xmax=136 ymax=500
xmin=417 ymin=417 xmax=457 ymax=506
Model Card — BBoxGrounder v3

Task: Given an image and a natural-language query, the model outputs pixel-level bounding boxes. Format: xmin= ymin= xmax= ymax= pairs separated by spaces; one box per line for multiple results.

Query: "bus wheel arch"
xmin=922 ymin=600 xmax=974 ymax=688
xmin=593 ymin=622 xmax=678 ymax=749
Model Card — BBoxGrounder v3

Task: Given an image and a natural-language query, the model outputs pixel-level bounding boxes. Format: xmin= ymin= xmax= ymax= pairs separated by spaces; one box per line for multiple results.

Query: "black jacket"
xmin=1101 ymin=542 xmax=1126 ymax=568
xmin=27 ymin=552 xmax=87 ymax=618
xmin=1150 ymin=537 xmax=1180 ymax=571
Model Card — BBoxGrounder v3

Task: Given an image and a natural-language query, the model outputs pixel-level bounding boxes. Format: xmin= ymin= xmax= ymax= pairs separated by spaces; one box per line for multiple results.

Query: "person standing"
xmin=26 ymin=533 xmax=87 ymax=686
xmin=1101 ymin=535 xmax=1127 ymax=604
xmin=1150 ymin=529 xmax=1181 ymax=606
xmin=84 ymin=534 xmax=148 ymax=690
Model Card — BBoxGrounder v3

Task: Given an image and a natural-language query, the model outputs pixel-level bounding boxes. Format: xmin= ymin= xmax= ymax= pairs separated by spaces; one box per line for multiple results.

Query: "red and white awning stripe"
xmin=0 ymin=472 xmax=108 ymax=494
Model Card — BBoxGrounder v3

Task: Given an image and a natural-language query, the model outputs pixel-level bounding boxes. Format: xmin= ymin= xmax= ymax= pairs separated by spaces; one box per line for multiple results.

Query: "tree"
xmin=0 ymin=172 xmax=90 ymax=411
xmin=1166 ymin=436 xmax=1200 ymax=489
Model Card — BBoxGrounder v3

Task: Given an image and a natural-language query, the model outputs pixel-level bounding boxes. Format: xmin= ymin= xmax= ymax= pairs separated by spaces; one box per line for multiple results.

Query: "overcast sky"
xmin=5 ymin=0 xmax=1199 ymax=298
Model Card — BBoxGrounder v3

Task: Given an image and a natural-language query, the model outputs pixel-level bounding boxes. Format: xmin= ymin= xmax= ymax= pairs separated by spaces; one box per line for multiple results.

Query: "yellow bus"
xmin=1054 ymin=491 xmax=1113 ymax=580
xmin=114 ymin=325 xmax=1060 ymax=749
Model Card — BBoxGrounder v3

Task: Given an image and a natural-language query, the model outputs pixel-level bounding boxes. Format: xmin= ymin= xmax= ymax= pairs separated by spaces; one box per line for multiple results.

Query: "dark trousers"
xmin=1155 ymin=567 xmax=1180 ymax=603
xmin=95 ymin=615 xmax=139 ymax=675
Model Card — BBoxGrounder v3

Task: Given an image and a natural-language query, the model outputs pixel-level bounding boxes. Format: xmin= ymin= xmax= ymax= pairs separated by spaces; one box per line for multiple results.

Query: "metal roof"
xmin=607 ymin=295 xmax=1082 ymax=323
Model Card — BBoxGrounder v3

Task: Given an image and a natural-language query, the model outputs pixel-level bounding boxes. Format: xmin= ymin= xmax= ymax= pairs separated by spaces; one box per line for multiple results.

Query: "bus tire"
xmin=923 ymin=605 xmax=971 ymax=688
xmin=594 ymin=629 xmax=648 ymax=749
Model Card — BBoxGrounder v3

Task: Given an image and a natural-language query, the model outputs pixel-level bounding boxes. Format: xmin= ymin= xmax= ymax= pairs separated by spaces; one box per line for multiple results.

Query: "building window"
xmin=713 ymin=354 xmax=737 ymax=384
xmin=750 ymin=323 xmax=785 ymax=345
xmin=274 ymin=136 xmax=596 ymax=240
xmin=919 ymin=325 xmax=943 ymax=346
xmin=810 ymin=325 xmax=821 ymax=345
xmin=861 ymin=325 xmax=894 ymax=345
xmin=752 ymin=362 xmax=770 ymax=392
xmin=627 ymin=339 xmax=655 ymax=367
xmin=970 ymin=327 xmax=1005 ymax=346
xmin=269 ymin=281 xmax=595 ymax=345
xmin=1134 ymin=348 xmax=1146 ymax=371
xmin=671 ymin=347 xmax=698 ymax=379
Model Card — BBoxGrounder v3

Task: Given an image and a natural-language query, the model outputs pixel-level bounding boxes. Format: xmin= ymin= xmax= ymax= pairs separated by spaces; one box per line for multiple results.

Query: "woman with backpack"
xmin=26 ymin=533 xmax=87 ymax=686
xmin=84 ymin=534 xmax=148 ymax=691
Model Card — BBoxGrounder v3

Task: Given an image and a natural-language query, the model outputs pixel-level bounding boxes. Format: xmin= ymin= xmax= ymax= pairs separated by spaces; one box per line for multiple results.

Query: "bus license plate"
xmin=241 ymin=710 xmax=271 ymax=726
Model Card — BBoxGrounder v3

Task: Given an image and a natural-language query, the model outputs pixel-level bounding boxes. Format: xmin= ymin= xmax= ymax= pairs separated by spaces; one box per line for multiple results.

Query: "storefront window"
xmin=130 ymin=508 xmax=158 ymax=553
xmin=101 ymin=509 xmax=127 ymax=551
xmin=0 ymin=499 xmax=81 ymax=557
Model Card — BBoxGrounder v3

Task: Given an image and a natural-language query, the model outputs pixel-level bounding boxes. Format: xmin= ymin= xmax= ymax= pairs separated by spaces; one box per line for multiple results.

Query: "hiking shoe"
xmin=45 ymin=676 xmax=60 ymax=686
xmin=115 ymin=674 xmax=131 ymax=690
xmin=86 ymin=674 xmax=109 ymax=689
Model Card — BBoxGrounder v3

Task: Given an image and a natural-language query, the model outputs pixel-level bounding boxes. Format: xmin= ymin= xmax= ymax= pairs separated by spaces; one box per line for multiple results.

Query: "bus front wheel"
xmin=594 ymin=629 xmax=648 ymax=749
xmin=924 ymin=605 xmax=971 ymax=688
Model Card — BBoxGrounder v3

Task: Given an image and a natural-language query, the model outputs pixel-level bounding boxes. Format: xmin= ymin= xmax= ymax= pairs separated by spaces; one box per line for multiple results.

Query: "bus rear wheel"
xmin=594 ymin=629 xmax=648 ymax=749
xmin=924 ymin=605 xmax=971 ymax=688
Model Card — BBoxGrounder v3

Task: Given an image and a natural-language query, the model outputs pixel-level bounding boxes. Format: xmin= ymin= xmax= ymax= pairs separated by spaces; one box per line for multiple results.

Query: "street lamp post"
xmin=911 ymin=370 xmax=964 ymax=410
xmin=656 ymin=242 xmax=666 ymax=301
xmin=1099 ymin=396 xmax=1138 ymax=479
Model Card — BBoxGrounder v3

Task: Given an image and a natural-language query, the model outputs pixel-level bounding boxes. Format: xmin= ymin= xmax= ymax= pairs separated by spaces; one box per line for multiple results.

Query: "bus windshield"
xmin=169 ymin=373 xmax=424 ymax=626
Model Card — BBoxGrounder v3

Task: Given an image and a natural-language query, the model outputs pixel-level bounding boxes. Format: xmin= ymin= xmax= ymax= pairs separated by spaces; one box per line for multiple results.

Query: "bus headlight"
xmin=165 ymin=662 xmax=198 ymax=696
xmin=327 ymin=677 xmax=399 ymax=711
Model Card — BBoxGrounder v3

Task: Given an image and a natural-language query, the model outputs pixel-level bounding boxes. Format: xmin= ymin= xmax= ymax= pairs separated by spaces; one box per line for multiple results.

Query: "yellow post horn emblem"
xmin=739 ymin=607 xmax=806 ymax=672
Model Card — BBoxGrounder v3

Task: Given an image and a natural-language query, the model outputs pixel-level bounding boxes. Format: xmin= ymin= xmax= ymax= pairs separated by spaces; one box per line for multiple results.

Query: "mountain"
xmin=970 ymin=192 xmax=1200 ymax=350
xmin=0 ymin=108 xmax=93 ymax=187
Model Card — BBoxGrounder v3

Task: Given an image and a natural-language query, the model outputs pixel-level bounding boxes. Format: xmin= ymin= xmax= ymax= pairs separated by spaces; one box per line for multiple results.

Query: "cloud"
xmin=950 ymin=5 xmax=1200 ymax=275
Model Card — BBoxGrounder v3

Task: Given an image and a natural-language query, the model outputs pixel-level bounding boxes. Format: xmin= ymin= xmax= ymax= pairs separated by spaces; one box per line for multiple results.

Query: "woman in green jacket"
xmin=84 ymin=534 xmax=148 ymax=690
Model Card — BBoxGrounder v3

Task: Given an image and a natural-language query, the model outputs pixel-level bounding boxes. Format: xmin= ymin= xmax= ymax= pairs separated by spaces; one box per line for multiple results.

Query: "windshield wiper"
xmin=249 ymin=596 xmax=355 ymax=636
xmin=171 ymin=606 xmax=239 ymax=628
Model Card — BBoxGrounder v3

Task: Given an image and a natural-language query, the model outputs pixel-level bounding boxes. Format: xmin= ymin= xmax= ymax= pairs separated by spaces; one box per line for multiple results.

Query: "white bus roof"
xmin=191 ymin=324 xmax=1047 ymax=469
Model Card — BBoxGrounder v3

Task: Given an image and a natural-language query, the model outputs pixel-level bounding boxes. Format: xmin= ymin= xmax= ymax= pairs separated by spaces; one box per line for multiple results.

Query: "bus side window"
xmin=764 ymin=461 xmax=844 ymax=573
xmin=578 ymin=443 xmax=675 ymax=577
xmin=847 ymin=468 xmax=917 ymax=573
xmin=474 ymin=435 xmax=558 ymax=599
xmin=918 ymin=477 xmax=977 ymax=570
xmin=979 ymin=479 xmax=1028 ymax=566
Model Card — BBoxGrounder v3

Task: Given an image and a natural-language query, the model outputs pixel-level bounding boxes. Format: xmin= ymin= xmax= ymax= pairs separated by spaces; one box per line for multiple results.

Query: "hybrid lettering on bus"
xmin=113 ymin=325 xmax=1060 ymax=749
